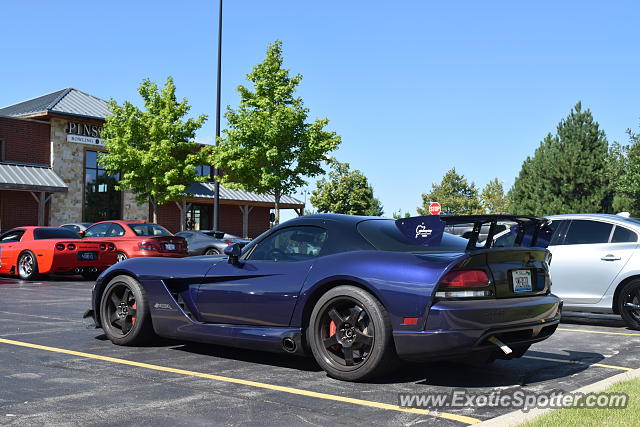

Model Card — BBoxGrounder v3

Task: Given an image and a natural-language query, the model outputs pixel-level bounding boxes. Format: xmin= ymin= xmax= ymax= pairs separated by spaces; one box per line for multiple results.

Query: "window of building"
xmin=196 ymin=165 xmax=212 ymax=180
xmin=84 ymin=150 xmax=122 ymax=222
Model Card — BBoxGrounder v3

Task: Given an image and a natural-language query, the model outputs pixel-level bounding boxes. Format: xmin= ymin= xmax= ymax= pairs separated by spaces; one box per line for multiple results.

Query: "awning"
xmin=0 ymin=163 xmax=68 ymax=192
xmin=186 ymin=182 xmax=303 ymax=208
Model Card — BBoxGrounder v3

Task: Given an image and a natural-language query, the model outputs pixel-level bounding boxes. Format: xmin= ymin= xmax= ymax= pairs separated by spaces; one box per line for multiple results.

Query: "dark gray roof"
xmin=187 ymin=182 xmax=303 ymax=206
xmin=0 ymin=88 xmax=110 ymax=120
xmin=0 ymin=163 xmax=68 ymax=192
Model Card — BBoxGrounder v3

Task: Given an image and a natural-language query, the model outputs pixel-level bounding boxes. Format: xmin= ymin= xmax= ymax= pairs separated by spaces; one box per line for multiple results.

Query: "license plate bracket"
xmin=512 ymin=269 xmax=533 ymax=293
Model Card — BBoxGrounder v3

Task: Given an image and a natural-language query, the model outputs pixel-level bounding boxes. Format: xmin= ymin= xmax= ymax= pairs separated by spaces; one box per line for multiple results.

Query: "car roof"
xmin=547 ymin=213 xmax=640 ymax=228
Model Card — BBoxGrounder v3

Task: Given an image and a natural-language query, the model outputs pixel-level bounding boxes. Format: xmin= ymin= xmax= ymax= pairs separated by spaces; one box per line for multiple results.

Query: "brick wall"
xmin=0 ymin=191 xmax=41 ymax=231
xmin=155 ymin=202 xmax=271 ymax=238
xmin=0 ymin=116 xmax=50 ymax=165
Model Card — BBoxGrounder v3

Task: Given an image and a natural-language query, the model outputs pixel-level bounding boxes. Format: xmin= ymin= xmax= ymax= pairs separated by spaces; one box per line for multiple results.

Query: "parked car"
xmin=85 ymin=214 xmax=561 ymax=381
xmin=81 ymin=220 xmax=187 ymax=262
xmin=0 ymin=227 xmax=116 ymax=280
xmin=59 ymin=222 xmax=94 ymax=233
xmin=176 ymin=230 xmax=250 ymax=256
xmin=494 ymin=213 xmax=640 ymax=330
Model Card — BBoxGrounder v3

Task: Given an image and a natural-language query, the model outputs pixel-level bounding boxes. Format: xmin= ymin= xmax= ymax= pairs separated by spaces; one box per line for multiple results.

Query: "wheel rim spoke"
xmin=346 ymin=306 xmax=362 ymax=325
xmin=110 ymin=293 xmax=120 ymax=307
xmin=343 ymin=344 xmax=354 ymax=366
xmin=354 ymin=330 xmax=372 ymax=347
xmin=323 ymin=334 xmax=339 ymax=348
xmin=624 ymin=302 xmax=640 ymax=311
xmin=327 ymin=308 xmax=344 ymax=326
xmin=110 ymin=311 xmax=119 ymax=323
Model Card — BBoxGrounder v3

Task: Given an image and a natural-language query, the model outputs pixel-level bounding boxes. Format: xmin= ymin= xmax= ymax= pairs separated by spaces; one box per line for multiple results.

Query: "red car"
xmin=81 ymin=220 xmax=187 ymax=262
xmin=0 ymin=227 xmax=117 ymax=280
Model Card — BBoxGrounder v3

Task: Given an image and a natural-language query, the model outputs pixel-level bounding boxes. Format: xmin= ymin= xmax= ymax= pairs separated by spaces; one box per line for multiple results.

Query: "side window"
xmin=108 ymin=224 xmax=126 ymax=237
xmin=548 ymin=220 xmax=569 ymax=246
xmin=0 ymin=229 xmax=25 ymax=242
xmin=563 ymin=220 xmax=613 ymax=245
xmin=249 ymin=226 xmax=328 ymax=262
xmin=84 ymin=222 xmax=111 ymax=237
xmin=611 ymin=226 xmax=638 ymax=243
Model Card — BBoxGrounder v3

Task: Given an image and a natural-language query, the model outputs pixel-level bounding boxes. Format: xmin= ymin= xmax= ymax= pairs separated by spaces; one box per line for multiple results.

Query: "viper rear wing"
xmin=395 ymin=215 xmax=551 ymax=251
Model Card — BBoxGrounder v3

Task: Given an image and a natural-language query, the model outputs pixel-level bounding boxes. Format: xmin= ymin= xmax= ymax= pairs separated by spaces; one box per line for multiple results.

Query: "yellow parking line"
xmin=0 ymin=337 xmax=480 ymax=425
xmin=557 ymin=327 xmax=640 ymax=337
xmin=523 ymin=355 xmax=634 ymax=371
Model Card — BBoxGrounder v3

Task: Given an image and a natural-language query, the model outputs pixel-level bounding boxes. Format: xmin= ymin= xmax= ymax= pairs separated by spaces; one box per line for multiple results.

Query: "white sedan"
xmin=495 ymin=213 xmax=640 ymax=330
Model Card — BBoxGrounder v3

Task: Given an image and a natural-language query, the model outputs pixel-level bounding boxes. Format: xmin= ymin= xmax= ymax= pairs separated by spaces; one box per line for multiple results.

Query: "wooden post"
xmin=238 ymin=205 xmax=253 ymax=238
xmin=30 ymin=191 xmax=51 ymax=226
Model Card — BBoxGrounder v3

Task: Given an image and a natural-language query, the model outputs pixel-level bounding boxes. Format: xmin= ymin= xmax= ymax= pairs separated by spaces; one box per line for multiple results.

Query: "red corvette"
xmin=81 ymin=220 xmax=187 ymax=262
xmin=0 ymin=227 xmax=117 ymax=280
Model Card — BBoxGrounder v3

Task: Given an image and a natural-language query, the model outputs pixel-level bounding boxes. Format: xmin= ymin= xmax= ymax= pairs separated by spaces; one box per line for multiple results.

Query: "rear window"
xmin=34 ymin=228 xmax=81 ymax=240
xmin=357 ymin=219 xmax=467 ymax=253
xmin=128 ymin=223 xmax=171 ymax=237
xmin=612 ymin=226 xmax=638 ymax=243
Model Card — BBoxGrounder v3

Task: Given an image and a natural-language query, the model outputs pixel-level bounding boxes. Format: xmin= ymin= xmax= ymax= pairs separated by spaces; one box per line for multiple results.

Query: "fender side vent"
xmin=173 ymin=291 xmax=194 ymax=320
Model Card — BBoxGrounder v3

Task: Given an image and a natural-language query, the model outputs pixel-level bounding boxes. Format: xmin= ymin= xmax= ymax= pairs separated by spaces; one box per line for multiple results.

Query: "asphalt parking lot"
xmin=1 ymin=278 xmax=639 ymax=426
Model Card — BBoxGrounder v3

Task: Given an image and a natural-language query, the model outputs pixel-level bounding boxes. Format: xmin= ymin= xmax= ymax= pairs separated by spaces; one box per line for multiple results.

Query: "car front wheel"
xmin=307 ymin=285 xmax=398 ymax=381
xmin=618 ymin=279 xmax=640 ymax=330
xmin=99 ymin=275 xmax=155 ymax=345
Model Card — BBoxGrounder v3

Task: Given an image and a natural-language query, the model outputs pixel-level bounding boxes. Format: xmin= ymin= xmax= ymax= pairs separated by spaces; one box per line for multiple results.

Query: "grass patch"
xmin=523 ymin=377 xmax=640 ymax=426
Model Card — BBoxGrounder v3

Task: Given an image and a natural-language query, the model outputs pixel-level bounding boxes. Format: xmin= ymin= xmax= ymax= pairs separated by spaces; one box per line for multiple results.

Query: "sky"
xmin=1 ymin=1 xmax=639 ymax=221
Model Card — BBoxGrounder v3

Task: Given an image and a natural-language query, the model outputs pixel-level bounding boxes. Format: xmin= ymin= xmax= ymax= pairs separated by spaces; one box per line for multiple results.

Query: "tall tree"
xmin=480 ymin=178 xmax=509 ymax=214
xmin=100 ymin=77 xmax=209 ymax=226
xmin=417 ymin=168 xmax=481 ymax=215
xmin=310 ymin=161 xmax=383 ymax=216
xmin=211 ymin=41 xmax=341 ymax=224
xmin=509 ymin=102 xmax=612 ymax=215
xmin=615 ymin=127 xmax=640 ymax=216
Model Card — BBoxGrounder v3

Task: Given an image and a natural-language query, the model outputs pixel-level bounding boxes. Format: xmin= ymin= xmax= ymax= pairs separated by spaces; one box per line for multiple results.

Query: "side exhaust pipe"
xmin=282 ymin=337 xmax=297 ymax=353
xmin=488 ymin=336 xmax=512 ymax=355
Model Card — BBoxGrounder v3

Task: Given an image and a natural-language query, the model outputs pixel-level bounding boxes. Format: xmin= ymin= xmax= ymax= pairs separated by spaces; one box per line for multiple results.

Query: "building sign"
xmin=66 ymin=122 xmax=104 ymax=145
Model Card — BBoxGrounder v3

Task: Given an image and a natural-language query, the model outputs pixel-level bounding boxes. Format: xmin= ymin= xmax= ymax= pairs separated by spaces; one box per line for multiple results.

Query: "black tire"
xmin=116 ymin=252 xmax=128 ymax=263
xmin=17 ymin=251 xmax=40 ymax=281
xmin=618 ymin=279 xmax=640 ymax=330
xmin=204 ymin=248 xmax=220 ymax=255
xmin=82 ymin=272 xmax=100 ymax=281
xmin=99 ymin=275 xmax=155 ymax=345
xmin=307 ymin=285 xmax=398 ymax=381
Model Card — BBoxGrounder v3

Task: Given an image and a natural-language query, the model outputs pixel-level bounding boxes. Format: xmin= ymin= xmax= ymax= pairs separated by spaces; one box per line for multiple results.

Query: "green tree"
xmin=480 ymin=178 xmax=509 ymax=214
xmin=392 ymin=210 xmax=412 ymax=219
xmin=509 ymin=102 xmax=612 ymax=215
xmin=418 ymin=168 xmax=481 ymax=215
xmin=310 ymin=161 xmax=383 ymax=216
xmin=99 ymin=77 xmax=209 ymax=227
xmin=615 ymin=128 xmax=640 ymax=216
xmin=211 ymin=41 xmax=341 ymax=224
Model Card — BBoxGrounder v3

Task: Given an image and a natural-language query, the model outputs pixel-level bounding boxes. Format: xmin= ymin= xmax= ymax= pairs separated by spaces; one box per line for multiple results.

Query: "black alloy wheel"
xmin=619 ymin=280 xmax=640 ymax=330
xmin=308 ymin=286 xmax=398 ymax=381
xmin=204 ymin=248 xmax=220 ymax=255
xmin=99 ymin=275 xmax=154 ymax=345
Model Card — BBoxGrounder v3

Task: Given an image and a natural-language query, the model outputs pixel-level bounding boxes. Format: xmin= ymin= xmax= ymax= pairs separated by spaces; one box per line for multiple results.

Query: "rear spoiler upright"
xmin=438 ymin=215 xmax=550 ymax=250
xmin=395 ymin=215 xmax=550 ymax=251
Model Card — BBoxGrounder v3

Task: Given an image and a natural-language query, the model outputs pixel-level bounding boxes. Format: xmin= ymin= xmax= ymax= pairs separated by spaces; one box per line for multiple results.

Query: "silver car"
xmin=497 ymin=213 xmax=640 ymax=329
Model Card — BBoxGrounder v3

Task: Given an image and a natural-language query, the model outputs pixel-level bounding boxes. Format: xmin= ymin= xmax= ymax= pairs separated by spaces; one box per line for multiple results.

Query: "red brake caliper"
xmin=329 ymin=321 xmax=339 ymax=351
xmin=131 ymin=302 xmax=137 ymax=325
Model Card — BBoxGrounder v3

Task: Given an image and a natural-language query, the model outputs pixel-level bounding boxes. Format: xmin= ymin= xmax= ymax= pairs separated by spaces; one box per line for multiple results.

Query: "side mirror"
xmin=224 ymin=243 xmax=242 ymax=265
xmin=78 ymin=230 xmax=85 ymax=237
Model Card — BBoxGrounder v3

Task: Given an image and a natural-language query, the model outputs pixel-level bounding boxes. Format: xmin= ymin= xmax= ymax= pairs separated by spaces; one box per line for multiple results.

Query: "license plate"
xmin=512 ymin=270 xmax=533 ymax=293
xmin=164 ymin=243 xmax=176 ymax=251
xmin=78 ymin=251 xmax=97 ymax=261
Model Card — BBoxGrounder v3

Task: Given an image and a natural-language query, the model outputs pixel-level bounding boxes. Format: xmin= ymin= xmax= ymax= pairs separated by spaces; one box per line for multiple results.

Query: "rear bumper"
xmin=393 ymin=294 xmax=562 ymax=361
xmin=133 ymin=251 xmax=186 ymax=258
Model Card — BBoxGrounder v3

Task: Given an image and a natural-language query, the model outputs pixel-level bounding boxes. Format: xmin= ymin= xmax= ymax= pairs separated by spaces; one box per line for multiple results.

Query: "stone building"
xmin=0 ymin=88 xmax=303 ymax=237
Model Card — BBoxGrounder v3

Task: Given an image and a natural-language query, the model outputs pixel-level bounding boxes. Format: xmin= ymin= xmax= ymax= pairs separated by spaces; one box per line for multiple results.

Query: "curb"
xmin=475 ymin=367 xmax=640 ymax=426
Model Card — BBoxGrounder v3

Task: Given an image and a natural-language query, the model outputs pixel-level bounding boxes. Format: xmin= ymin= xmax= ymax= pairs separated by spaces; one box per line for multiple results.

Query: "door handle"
xmin=601 ymin=254 xmax=621 ymax=261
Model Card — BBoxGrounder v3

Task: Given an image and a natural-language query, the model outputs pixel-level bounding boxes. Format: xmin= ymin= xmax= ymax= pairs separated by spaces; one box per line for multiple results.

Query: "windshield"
xmin=357 ymin=219 xmax=467 ymax=253
xmin=128 ymin=223 xmax=172 ymax=237
xmin=34 ymin=228 xmax=81 ymax=240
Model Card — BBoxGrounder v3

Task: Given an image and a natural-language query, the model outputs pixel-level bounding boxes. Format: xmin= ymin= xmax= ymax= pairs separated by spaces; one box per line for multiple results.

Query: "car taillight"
xmin=225 ymin=240 xmax=234 ymax=245
xmin=67 ymin=243 xmax=76 ymax=251
xmin=99 ymin=243 xmax=107 ymax=250
xmin=138 ymin=241 xmax=158 ymax=251
xmin=435 ymin=269 xmax=492 ymax=298
xmin=55 ymin=243 xmax=65 ymax=251
xmin=108 ymin=243 xmax=116 ymax=251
